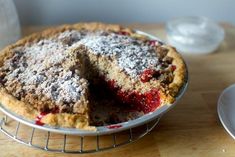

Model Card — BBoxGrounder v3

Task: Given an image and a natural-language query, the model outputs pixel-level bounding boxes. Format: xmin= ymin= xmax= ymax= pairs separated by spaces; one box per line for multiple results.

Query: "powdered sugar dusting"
xmin=78 ymin=32 xmax=160 ymax=78
xmin=58 ymin=30 xmax=87 ymax=45
xmin=58 ymin=30 xmax=161 ymax=78
xmin=1 ymin=38 xmax=86 ymax=106
xmin=0 ymin=29 xmax=162 ymax=109
xmin=39 ymin=69 xmax=85 ymax=104
xmin=24 ymin=39 xmax=68 ymax=66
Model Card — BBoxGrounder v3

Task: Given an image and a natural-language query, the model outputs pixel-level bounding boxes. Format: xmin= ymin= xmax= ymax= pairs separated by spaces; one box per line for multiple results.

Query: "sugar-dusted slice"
xmin=0 ymin=35 xmax=95 ymax=130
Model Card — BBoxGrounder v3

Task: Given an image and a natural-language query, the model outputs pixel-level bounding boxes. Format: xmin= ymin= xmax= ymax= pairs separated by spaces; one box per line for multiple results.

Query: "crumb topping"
xmin=78 ymin=32 xmax=161 ymax=79
xmin=0 ymin=39 xmax=87 ymax=112
xmin=58 ymin=30 xmax=87 ymax=46
xmin=0 ymin=29 xmax=174 ymax=113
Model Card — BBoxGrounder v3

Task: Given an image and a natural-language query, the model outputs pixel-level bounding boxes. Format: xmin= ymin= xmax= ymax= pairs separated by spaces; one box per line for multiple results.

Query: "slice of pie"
xmin=0 ymin=23 xmax=186 ymax=130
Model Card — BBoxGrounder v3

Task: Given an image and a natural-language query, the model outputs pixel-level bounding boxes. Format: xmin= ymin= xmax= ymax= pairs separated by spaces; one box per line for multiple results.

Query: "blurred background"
xmin=13 ymin=0 xmax=235 ymax=26
xmin=0 ymin=0 xmax=233 ymax=53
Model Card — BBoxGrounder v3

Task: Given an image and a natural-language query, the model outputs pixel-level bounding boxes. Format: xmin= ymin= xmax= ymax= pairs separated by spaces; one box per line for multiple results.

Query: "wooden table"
xmin=1 ymin=24 xmax=235 ymax=157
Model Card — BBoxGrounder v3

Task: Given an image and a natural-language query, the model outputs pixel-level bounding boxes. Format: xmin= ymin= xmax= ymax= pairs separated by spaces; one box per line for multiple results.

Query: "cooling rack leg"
xmin=29 ymin=128 xmax=35 ymax=145
xmin=0 ymin=115 xmax=9 ymax=127
xmin=4 ymin=115 xmax=8 ymax=124
xmin=112 ymin=134 xmax=117 ymax=147
xmin=62 ymin=134 xmax=67 ymax=152
xmin=80 ymin=136 xmax=84 ymax=152
xmin=44 ymin=131 xmax=50 ymax=150
xmin=0 ymin=117 xmax=4 ymax=128
xmin=96 ymin=135 xmax=100 ymax=151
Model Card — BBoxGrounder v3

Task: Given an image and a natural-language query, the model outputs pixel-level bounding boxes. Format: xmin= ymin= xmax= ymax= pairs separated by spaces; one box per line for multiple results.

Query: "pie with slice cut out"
xmin=0 ymin=23 xmax=186 ymax=130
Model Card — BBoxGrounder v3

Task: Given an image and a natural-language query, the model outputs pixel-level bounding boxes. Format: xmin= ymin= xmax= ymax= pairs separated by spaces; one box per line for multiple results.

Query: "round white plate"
xmin=218 ymin=84 xmax=235 ymax=139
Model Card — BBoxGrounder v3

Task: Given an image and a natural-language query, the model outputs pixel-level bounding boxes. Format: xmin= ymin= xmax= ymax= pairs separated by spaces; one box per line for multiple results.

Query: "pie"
xmin=0 ymin=23 xmax=186 ymax=130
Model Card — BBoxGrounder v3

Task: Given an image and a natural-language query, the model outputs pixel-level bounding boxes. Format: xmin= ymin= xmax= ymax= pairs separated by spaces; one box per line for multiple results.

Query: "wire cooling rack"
xmin=0 ymin=114 xmax=160 ymax=154
xmin=0 ymin=30 xmax=188 ymax=154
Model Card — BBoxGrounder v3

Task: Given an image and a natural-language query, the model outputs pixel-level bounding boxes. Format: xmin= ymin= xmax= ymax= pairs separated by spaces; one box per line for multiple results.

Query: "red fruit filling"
xmin=118 ymin=31 xmax=130 ymax=36
xmin=35 ymin=107 xmax=59 ymax=126
xmin=148 ymin=40 xmax=157 ymax=46
xmin=35 ymin=76 xmax=162 ymax=126
xmin=35 ymin=112 xmax=47 ymax=126
xmin=140 ymin=69 xmax=159 ymax=83
xmin=148 ymin=40 xmax=163 ymax=46
xmin=107 ymin=79 xmax=161 ymax=113
xmin=172 ymin=65 xmax=176 ymax=71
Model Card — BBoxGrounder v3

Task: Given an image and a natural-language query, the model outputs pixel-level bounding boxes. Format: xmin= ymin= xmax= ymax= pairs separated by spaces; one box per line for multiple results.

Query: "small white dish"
xmin=166 ymin=16 xmax=225 ymax=54
xmin=218 ymin=84 xmax=235 ymax=139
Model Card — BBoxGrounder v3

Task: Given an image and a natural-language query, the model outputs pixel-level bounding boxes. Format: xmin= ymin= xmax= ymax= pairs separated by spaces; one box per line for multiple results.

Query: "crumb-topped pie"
xmin=0 ymin=23 xmax=186 ymax=130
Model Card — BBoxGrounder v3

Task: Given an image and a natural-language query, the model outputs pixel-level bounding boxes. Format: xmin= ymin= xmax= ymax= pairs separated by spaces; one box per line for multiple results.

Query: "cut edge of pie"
xmin=0 ymin=22 xmax=186 ymax=130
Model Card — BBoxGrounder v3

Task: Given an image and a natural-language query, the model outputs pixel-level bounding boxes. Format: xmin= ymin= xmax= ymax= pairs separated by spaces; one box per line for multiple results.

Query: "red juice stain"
xmin=172 ymin=65 xmax=177 ymax=71
xmin=148 ymin=40 xmax=157 ymax=46
xmin=107 ymin=124 xmax=122 ymax=129
xmin=107 ymin=79 xmax=116 ymax=89
xmin=35 ymin=107 xmax=59 ymax=126
xmin=118 ymin=31 xmax=130 ymax=36
xmin=35 ymin=112 xmax=48 ymax=126
xmin=147 ymin=40 xmax=162 ymax=46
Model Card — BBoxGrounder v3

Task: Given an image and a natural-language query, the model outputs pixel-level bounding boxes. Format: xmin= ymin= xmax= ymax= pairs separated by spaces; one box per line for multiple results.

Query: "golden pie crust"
xmin=0 ymin=23 xmax=186 ymax=130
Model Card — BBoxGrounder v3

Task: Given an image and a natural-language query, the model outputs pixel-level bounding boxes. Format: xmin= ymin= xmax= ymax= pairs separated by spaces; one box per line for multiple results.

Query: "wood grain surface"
xmin=1 ymin=24 xmax=235 ymax=157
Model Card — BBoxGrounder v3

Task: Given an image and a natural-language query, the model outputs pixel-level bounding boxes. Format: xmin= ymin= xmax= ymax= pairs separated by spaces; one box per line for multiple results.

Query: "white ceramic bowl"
xmin=166 ymin=16 xmax=225 ymax=54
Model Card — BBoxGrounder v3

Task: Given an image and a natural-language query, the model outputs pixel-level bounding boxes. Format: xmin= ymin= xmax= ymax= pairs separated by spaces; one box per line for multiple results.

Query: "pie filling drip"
xmin=0 ymin=29 xmax=176 ymax=126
